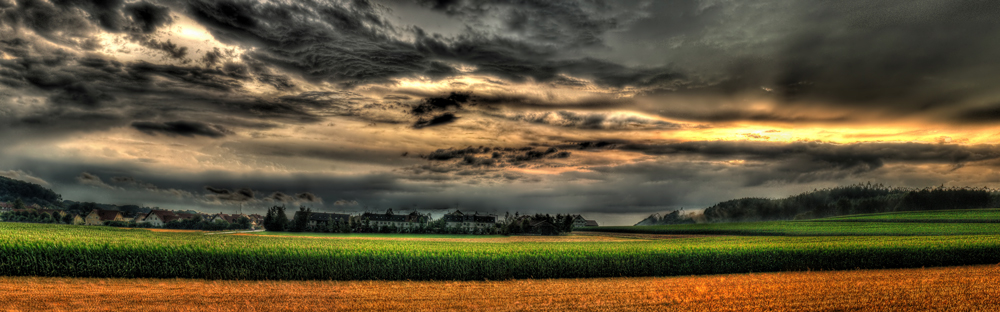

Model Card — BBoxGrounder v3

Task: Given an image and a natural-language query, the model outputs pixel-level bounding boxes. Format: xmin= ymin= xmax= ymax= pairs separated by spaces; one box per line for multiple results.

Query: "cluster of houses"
xmin=1 ymin=201 xmax=601 ymax=231
xmin=82 ymin=209 xmax=265 ymax=227
xmin=304 ymin=209 xmax=599 ymax=231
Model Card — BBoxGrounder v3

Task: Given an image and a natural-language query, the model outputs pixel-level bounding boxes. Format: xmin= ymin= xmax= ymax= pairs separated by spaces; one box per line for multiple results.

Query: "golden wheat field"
xmin=2 ymin=264 xmax=998 ymax=312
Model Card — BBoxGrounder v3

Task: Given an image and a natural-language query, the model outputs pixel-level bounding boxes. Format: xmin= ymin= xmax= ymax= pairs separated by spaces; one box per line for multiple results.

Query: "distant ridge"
xmin=0 ymin=176 xmax=62 ymax=208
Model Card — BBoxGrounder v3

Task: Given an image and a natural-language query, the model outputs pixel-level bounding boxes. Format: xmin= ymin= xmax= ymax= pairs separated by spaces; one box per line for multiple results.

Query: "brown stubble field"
xmin=2 ymin=264 xmax=998 ymax=312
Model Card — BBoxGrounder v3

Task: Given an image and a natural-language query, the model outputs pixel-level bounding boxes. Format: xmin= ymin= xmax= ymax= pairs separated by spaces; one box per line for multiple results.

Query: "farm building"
xmin=140 ymin=210 xmax=180 ymax=227
xmin=308 ymin=212 xmax=351 ymax=227
xmin=247 ymin=214 xmax=264 ymax=227
xmin=571 ymin=215 xmax=599 ymax=228
xmin=443 ymin=210 xmax=497 ymax=231
xmin=85 ymin=209 xmax=123 ymax=225
xmin=361 ymin=210 xmax=428 ymax=229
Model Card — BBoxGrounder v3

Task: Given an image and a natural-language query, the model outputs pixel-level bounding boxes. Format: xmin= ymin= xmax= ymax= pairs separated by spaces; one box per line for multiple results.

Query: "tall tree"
xmin=273 ymin=206 xmax=289 ymax=231
xmin=290 ymin=206 xmax=311 ymax=232
xmin=263 ymin=207 xmax=275 ymax=230
xmin=12 ymin=198 xmax=25 ymax=210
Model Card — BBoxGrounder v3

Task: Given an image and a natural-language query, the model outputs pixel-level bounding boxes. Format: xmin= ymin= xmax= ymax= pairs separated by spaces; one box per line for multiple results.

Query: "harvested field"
xmin=2 ymin=265 xmax=998 ymax=311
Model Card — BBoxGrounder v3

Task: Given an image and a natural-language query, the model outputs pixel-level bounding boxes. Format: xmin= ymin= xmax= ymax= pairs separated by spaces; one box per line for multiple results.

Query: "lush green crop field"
xmin=2 ymin=222 xmax=1000 ymax=280
xmin=250 ymin=232 xmax=498 ymax=239
xmin=814 ymin=208 xmax=1000 ymax=223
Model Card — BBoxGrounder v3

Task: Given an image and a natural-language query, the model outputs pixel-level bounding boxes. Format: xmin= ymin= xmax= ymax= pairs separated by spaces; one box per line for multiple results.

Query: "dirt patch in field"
xmin=2 ymin=265 xmax=998 ymax=311
xmin=140 ymin=228 xmax=205 ymax=233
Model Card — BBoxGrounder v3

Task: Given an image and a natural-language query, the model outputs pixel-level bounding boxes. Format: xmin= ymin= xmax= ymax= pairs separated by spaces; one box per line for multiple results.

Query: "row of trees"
xmin=110 ymin=215 xmax=253 ymax=231
xmin=0 ymin=176 xmax=62 ymax=208
xmin=0 ymin=209 xmax=79 ymax=224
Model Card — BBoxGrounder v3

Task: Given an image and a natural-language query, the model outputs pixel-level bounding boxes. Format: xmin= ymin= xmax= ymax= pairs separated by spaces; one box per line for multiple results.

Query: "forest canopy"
xmin=0 ymin=176 xmax=62 ymax=208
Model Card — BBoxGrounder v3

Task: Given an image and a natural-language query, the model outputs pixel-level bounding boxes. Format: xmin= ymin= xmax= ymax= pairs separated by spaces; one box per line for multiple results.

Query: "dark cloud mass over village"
xmin=3 ymin=0 xmax=1000 ymax=224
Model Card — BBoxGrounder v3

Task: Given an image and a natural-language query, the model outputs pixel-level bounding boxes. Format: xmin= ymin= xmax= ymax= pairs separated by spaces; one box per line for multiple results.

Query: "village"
xmin=0 ymin=200 xmax=599 ymax=235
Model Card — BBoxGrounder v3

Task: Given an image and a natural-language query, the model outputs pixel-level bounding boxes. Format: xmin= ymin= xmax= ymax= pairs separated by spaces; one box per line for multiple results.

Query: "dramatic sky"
xmin=3 ymin=0 xmax=1000 ymax=224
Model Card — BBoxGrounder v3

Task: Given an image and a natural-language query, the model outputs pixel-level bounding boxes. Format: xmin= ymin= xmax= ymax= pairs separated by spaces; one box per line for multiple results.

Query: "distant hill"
xmin=0 ymin=176 xmax=62 ymax=208
xmin=634 ymin=210 xmax=696 ymax=226
xmin=637 ymin=183 xmax=1000 ymax=224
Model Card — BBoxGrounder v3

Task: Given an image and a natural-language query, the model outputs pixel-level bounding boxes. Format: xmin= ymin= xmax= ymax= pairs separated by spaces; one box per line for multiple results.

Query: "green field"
xmin=815 ymin=208 xmax=1000 ymax=223
xmin=585 ymin=221 xmax=1000 ymax=236
xmin=585 ymin=209 xmax=1000 ymax=236
xmin=250 ymin=232 xmax=498 ymax=239
xmin=2 ymin=218 xmax=1000 ymax=280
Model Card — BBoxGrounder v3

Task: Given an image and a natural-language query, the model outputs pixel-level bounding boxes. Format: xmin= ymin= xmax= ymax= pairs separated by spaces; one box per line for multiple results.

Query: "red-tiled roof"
xmin=92 ymin=209 xmax=121 ymax=221
xmin=146 ymin=210 xmax=178 ymax=223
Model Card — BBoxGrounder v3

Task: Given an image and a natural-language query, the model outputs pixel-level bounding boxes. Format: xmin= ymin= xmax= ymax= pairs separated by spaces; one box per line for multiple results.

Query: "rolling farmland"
xmin=816 ymin=208 xmax=1000 ymax=222
xmin=585 ymin=209 xmax=1000 ymax=236
xmin=3 ymin=210 xmax=1000 ymax=280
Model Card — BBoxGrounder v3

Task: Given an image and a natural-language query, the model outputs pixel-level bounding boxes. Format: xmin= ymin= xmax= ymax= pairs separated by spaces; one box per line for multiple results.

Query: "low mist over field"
xmin=3 ymin=0 xmax=1000 ymax=225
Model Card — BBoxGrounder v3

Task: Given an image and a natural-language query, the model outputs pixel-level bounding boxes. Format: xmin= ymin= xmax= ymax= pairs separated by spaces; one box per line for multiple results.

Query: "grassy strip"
xmin=2 ymin=223 xmax=1000 ymax=280
xmin=585 ymin=221 xmax=1000 ymax=236
xmin=814 ymin=208 xmax=1000 ymax=222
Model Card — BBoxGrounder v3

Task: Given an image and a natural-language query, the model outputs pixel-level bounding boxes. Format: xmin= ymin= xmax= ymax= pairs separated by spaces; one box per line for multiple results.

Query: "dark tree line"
xmin=0 ymin=209 xmax=78 ymax=224
xmin=0 ymin=176 xmax=62 ymax=208
xmin=110 ymin=215 xmax=252 ymax=230
xmin=693 ymin=183 xmax=998 ymax=222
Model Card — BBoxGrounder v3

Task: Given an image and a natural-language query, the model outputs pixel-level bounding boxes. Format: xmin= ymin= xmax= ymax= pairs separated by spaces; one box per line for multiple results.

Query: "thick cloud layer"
xmin=3 ymin=0 xmax=1000 ymax=224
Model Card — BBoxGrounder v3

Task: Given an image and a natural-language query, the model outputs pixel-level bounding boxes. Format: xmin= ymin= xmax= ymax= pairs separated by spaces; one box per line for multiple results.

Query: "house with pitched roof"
xmin=140 ymin=210 xmax=179 ymax=227
xmin=85 ymin=209 xmax=123 ymax=225
xmin=571 ymin=215 xmax=599 ymax=228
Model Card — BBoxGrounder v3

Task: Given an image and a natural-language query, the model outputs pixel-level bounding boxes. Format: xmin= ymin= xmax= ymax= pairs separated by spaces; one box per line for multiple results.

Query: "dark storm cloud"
xmin=421 ymin=145 xmax=570 ymax=168
xmin=415 ymin=0 xmax=631 ymax=48
xmin=0 ymin=42 xmax=319 ymax=137
xmin=143 ymin=39 xmax=188 ymax=60
xmin=75 ymin=171 xmax=116 ymax=189
xmin=266 ymin=191 xmax=321 ymax=203
xmin=413 ymin=113 xmax=457 ymax=128
xmin=1 ymin=0 xmax=175 ymax=48
xmin=296 ymin=192 xmax=321 ymax=202
xmin=574 ymin=140 xmax=1000 ymax=186
xmin=495 ymin=110 xmax=686 ymax=130
xmin=123 ymin=1 xmax=173 ymax=34
xmin=204 ymin=186 xmax=255 ymax=202
xmin=131 ymin=120 xmax=231 ymax=138
xmin=617 ymin=0 xmax=1000 ymax=119
xmin=615 ymin=141 xmax=1000 ymax=166
xmin=181 ymin=0 xmax=684 ymax=88
xmin=411 ymin=92 xmax=469 ymax=115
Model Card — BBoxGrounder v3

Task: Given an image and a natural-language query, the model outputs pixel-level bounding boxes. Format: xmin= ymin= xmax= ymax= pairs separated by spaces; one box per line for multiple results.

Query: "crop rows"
xmin=2 ymin=223 xmax=1000 ymax=280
